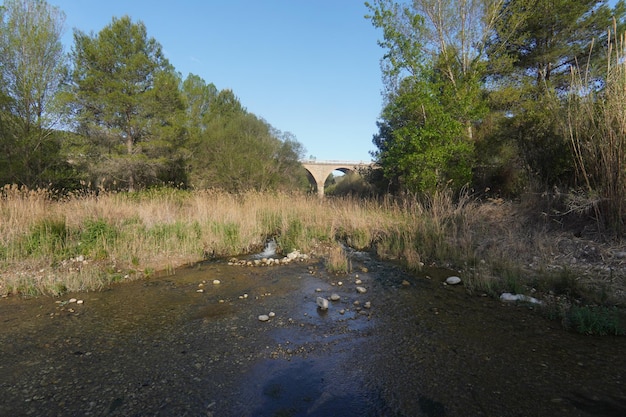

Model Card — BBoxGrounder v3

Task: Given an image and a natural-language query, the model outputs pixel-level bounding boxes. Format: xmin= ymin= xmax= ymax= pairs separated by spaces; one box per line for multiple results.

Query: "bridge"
xmin=300 ymin=160 xmax=375 ymax=197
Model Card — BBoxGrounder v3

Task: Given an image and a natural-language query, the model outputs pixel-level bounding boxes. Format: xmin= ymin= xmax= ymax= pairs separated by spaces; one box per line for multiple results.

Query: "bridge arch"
xmin=301 ymin=160 xmax=374 ymax=197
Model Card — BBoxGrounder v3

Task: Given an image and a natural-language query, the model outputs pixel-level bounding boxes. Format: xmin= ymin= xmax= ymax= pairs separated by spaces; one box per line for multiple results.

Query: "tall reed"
xmin=0 ymin=186 xmax=569 ymax=297
xmin=565 ymin=23 xmax=626 ymax=234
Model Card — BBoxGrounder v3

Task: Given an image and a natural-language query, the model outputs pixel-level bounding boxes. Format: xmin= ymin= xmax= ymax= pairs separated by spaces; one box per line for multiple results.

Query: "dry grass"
xmin=1 ymin=185 xmax=623 ymax=301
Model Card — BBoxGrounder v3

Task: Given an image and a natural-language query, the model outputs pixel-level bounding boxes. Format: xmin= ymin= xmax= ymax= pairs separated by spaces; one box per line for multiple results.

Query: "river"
xmin=1 ymin=250 xmax=625 ymax=416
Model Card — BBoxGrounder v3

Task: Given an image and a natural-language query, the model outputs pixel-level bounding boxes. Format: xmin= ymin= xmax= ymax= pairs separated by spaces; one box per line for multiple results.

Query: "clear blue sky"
xmin=49 ymin=0 xmax=384 ymax=163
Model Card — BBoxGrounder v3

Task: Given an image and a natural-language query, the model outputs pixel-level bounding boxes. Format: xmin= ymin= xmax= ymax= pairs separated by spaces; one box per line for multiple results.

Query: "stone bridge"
xmin=301 ymin=160 xmax=375 ymax=197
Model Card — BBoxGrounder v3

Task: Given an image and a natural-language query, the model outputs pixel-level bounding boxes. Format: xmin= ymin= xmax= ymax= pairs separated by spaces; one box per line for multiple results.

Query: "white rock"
xmin=364 ymin=301 xmax=371 ymax=309
xmin=337 ymin=281 xmax=343 ymax=286
xmin=316 ymin=297 xmax=329 ymax=310
xmin=69 ymin=298 xmax=77 ymax=303
xmin=76 ymin=300 xmax=84 ymax=305
xmin=196 ymin=289 xmax=204 ymax=293
xmin=268 ymin=311 xmax=276 ymax=318
xmin=330 ymin=293 xmax=341 ymax=301
xmin=500 ymin=292 xmax=542 ymax=304
xmin=258 ymin=314 xmax=270 ymax=322
xmin=445 ymin=276 xmax=462 ymax=285
xmin=212 ymin=279 xmax=221 ymax=285
xmin=356 ymin=286 xmax=367 ymax=294
xmin=355 ymin=279 xmax=363 ymax=285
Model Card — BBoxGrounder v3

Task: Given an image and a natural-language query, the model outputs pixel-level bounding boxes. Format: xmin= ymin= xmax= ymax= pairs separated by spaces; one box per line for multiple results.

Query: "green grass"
xmin=567 ymin=305 xmax=625 ymax=336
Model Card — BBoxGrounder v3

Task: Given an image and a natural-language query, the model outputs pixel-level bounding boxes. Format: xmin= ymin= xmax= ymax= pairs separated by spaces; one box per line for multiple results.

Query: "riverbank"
xmin=1 ymin=186 xmax=625 ymax=334
xmin=2 ymin=250 xmax=626 ymax=416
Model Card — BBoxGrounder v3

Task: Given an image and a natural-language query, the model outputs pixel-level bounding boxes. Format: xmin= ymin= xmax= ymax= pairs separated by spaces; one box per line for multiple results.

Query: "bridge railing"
xmin=300 ymin=159 xmax=373 ymax=165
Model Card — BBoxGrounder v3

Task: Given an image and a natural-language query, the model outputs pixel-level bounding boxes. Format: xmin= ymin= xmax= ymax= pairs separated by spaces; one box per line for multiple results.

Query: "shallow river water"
xmin=1 ymin=251 xmax=626 ymax=417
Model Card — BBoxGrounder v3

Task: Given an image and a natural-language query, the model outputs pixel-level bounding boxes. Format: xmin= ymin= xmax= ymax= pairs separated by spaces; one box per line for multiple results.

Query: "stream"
xmin=1 ymin=249 xmax=626 ymax=417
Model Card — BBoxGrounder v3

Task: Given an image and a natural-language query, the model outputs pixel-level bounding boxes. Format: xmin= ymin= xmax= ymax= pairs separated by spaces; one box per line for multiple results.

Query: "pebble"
xmin=337 ymin=281 xmax=343 ymax=286
xmin=445 ymin=276 xmax=462 ymax=285
xmin=364 ymin=301 xmax=371 ymax=309
xmin=76 ymin=300 xmax=84 ymax=305
xmin=356 ymin=286 xmax=367 ymax=294
xmin=196 ymin=289 xmax=204 ymax=293
xmin=315 ymin=288 xmax=322 ymax=292
xmin=330 ymin=293 xmax=340 ymax=301
xmin=258 ymin=315 xmax=270 ymax=322
xmin=212 ymin=280 xmax=221 ymax=285
xmin=268 ymin=312 xmax=276 ymax=318
xmin=316 ymin=297 xmax=329 ymax=310
xmin=339 ymin=309 xmax=346 ymax=315
xmin=401 ymin=280 xmax=410 ymax=286
xmin=69 ymin=298 xmax=77 ymax=303
xmin=355 ymin=279 xmax=363 ymax=285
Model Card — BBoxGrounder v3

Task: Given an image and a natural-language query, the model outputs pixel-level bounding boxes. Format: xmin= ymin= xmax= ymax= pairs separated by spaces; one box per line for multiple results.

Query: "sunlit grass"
xmin=0 ymin=185 xmax=619 ymax=308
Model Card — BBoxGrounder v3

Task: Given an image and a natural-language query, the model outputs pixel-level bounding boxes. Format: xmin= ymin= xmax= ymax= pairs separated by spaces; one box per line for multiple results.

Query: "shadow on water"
xmin=241 ymin=358 xmax=398 ymax=417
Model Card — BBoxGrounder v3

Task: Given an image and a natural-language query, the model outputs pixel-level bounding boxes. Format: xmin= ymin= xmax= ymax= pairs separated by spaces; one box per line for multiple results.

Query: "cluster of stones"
xmin=52 ymin=297 xmax=84 ymax=315
xmin=196 ymin=279 xmax=221 ymax=293
xmin=227 ymin=250 xmax=309 ymax=267
xmin=315 ymin=276 xmax=371 ymax=316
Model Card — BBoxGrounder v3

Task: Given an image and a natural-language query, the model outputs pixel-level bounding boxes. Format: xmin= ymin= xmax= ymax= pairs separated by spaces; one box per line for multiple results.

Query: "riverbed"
xmin=1 ymin=251 xmax=625 ymax=417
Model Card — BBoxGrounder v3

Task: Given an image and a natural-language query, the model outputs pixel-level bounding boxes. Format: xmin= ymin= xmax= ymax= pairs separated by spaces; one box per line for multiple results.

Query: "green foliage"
xmin=211 ymin=222 xmax=241 ymax=253
xmin=373 ymin=75 xmax=475 ymax=193
xmin=68 ymin=16 xmax=186 ymax=191
xmin=80 ymin=218 xmax=118 ymax=258
xmin=487 ymin=0 xmax=622 ymax=89
xmin=24 ymin=217 xmax=68 ymax=257
xmin=278 ymin=219 xmax=304 ymax=254
xmin=367 ymin=0 xmax=484 ymax=194
xmin=187 ymin=86 xmax=306 ymax=192
xmin=567 ymin=305 xmax=625 ymax=336
xmin=0 ymin=0 xmax=70 ymax=189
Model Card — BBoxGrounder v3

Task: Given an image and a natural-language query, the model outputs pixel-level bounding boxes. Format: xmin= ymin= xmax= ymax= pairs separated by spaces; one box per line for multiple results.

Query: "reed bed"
xmin=0 ymin=185 xmax=618 ymax=302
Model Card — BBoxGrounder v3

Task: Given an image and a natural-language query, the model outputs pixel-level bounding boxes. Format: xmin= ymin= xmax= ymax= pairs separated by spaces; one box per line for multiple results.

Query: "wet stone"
xmin=316 ymin=297 xmax=329 ymax=310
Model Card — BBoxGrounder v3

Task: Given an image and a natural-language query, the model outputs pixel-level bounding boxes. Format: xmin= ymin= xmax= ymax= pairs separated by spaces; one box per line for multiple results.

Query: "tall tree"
xmin=186 ymin=87 xmax=305 ymax=191
xmin=488 ymin=0 xmax=625 ymax=88
xmin=484 ymin=0 xmax=626 ymax=186
xmin=68 ymin=16 xmax=184 ymax=190
xmin=0 ymin=0 xmax=69 ymax=188
xmin=366 ymin=0 xmax=498 ymax=192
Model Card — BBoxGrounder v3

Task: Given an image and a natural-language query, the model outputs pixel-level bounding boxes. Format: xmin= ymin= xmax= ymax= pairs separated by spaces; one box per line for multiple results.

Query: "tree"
xmin=483 ymin=0 xmax=626 ymax=187
xmin=366 ymin=0 xmax=495 ymax=192
xmin=372 ymin=73 xmax=473 ymax=193
xmin=68 ymin=16 xmax=185 ymax=190
xmin=488 ymin=0 xmax=625 ymax=88
xmin=0 ymin=0 xmax=70 ymax=188
xmin=186 ymin=87 xmax=305 ymax=191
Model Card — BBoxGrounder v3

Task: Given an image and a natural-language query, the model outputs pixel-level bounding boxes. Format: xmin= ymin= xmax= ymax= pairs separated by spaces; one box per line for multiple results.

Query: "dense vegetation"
xmin=2 ymin=0 xmax=626 ymax=335
xmin=366 ymin=0 xmax=626 ymax=234
xmin=0 ymin=0 xmax=307 ymax=192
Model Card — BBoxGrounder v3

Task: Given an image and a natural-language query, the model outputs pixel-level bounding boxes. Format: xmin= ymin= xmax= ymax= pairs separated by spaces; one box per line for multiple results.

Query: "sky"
xmin=48 ymin=0 xmax=385 ymax=163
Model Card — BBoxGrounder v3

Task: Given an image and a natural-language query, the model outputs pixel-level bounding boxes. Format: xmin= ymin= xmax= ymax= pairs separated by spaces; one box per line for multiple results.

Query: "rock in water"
xmin=330 ymin=293 xmax=341 ymax=301
xmin=446 ymin=276 xmax=462 ymax=285
xmin=316 ymin=297 xmax=329 ymax=310
xmin=356 ymin=286 xmax=367 ymax=294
